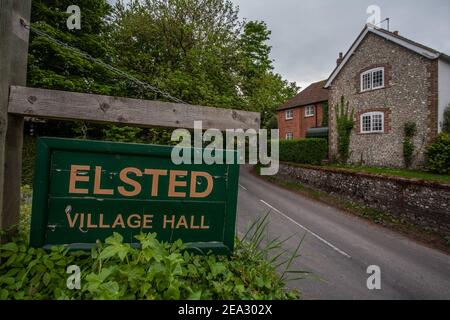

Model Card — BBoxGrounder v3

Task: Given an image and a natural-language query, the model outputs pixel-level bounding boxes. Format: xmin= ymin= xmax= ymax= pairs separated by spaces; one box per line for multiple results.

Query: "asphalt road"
xmin=236 ymin=166 xmax=450 ymax=300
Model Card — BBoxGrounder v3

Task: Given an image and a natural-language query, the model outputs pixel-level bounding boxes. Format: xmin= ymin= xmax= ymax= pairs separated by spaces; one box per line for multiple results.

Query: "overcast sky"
xmin=231 ymin=0 xmax=450 ymax=90
xmin=110 ymin=0 xmax=450 ymax=91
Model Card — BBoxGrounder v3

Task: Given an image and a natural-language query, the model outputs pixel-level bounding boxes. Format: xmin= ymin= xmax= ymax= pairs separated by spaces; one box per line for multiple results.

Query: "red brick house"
xmin=277 ymin=80 xmax=329 ymax=140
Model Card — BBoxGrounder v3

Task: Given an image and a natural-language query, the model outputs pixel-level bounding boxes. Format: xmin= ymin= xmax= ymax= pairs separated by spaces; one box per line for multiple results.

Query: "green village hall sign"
xmin=30 ymin=138 xmax=240 ymax=254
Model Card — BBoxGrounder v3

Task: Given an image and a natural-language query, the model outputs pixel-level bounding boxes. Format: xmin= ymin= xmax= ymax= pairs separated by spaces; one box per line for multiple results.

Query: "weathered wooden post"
xmin=0 ymin=0 xmax=32 ymax=235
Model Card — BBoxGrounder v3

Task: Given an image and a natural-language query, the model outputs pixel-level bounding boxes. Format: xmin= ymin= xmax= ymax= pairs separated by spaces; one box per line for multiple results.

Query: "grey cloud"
xmin=232 ymin=0 xmax=450 ymax=89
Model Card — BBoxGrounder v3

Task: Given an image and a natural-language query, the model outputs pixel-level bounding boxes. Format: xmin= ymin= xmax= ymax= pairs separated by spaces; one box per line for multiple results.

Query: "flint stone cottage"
xmin=278 ymin=80 xmax=329 ymax=140
xmin=324 ymin=26 xmax=450 ymax=168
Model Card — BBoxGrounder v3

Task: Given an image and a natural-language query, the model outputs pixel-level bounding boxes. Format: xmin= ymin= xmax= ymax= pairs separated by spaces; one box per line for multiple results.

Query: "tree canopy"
xmin=27 ymin=0 xmax=298 ymax=140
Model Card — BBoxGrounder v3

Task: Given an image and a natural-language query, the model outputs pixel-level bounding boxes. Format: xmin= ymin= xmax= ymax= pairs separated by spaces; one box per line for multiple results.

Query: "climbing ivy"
xmin=403 ymin=122 xmax=417 ymax=168
xmin=321 ymin=101 xmax=329 ymax=127
xmin=334 ymin=96 xmax=354 ymax=163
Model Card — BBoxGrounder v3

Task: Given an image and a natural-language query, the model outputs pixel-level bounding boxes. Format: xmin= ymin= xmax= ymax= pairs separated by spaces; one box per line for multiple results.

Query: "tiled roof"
xmin=278 ymin=80 xmax=328 ymax=111
xmin=377 ymin=28 xmax=450 ymax=61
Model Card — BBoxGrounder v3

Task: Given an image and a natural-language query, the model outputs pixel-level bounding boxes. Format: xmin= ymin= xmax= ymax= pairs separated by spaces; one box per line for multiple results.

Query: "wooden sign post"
xmin=0 ymin=0 xmax=32 ymax=235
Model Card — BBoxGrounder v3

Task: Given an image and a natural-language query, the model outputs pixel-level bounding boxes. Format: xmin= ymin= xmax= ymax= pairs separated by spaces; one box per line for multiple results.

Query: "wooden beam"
xmin=8 ymin=86 xmax=261 ymax=131
xmin=0 ymin=0 xmax=31 ymax=235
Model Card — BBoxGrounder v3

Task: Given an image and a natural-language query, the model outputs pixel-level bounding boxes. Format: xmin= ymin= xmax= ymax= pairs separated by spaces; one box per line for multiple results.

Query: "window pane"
xmin=286 ymin=110 xmax=293 ymax=119
xmin=362 ymin=73 xmax=372 ymax=91
xmin=362 ymin=115 xmax=371 ymax=132
xmin=372 ymin=114 xmax=383 ymax=131
xmin=373 ymin=69 xmax=384 ymax=88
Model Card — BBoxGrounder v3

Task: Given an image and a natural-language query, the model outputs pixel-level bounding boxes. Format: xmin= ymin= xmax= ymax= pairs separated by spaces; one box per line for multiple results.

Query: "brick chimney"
xmin=393 ymin=31 xmax=399 ymax=35
xmin=336 ymin=52 xmax=343 ymax=66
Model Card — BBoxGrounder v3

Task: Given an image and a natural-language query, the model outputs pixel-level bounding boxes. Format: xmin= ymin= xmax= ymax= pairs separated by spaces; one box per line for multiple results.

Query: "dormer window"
xmin=285 ymin=110 xmax=294 ymax=120
xmin=361 ymin=67 xmax=385 ymax=92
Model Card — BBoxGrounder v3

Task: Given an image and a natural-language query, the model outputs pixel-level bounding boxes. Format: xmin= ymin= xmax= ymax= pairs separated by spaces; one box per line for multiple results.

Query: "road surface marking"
xmin=239 ymin=184 xmax=248 ymax=191
xmin=259 ymin=199 xmax=351 ymax=258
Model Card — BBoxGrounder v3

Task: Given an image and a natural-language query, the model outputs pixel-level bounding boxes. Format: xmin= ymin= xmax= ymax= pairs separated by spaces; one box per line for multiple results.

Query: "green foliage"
xmin=279 ymin=139 xmax=328 ymax=165
xmin=110 ymin=0 xmax=244 ymax=107
xmin=0 ymin=231 xmax=300 ymax=300
xmin=320 ymin=163 xmax=450 ymax=184
xmin=425 ymin=133 xmax=450 ymax=174
xmin=402 ymin=140 xmax=414 ymax=168
xmin=102 ymin=125 xmax=143 ymax=143
xmin=29 ymin=0 xmax=118 ymax=95
xmin=266 ymin=115 xmax=278 ymax=130
xmin=403 ymin=122 xmax=417 ymax=168
xmin=19 ymin=186 xmax=33 ymax=239
xmin=109 ymin=1 xmax=297 ymax=126
xmin=321 ymin=101 xmax=329 ymax=127
xmin=22 ymin=136 xmax=36 ymax=186
xmin=443 ymin=104 xmax=450 ymax=134
xmin=28 ymin=0 xmax=129 ymax=139
xmin=238 ymin=21 xmax=298 ymax=126
xmin=404 ymin=122 xmax=417 ymax=139
xmin=28 ymin=0 xmax=298 ymax=140
xmin=334 ymin=96 xmax=354 ymax=163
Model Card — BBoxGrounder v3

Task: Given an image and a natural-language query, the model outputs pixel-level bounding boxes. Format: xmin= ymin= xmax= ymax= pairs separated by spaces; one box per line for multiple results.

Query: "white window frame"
xmin=305 ymin=105 xmax=315 ymax=117
xmin=285 ymin=109 xmax=294 ymax=120
xmin=360 ymin=112 xmax=385 ymax=133
xmin=360 ymin=67 xmax=385 ymax=92
xmin=286 ymin=133 xmax=294 ymax=140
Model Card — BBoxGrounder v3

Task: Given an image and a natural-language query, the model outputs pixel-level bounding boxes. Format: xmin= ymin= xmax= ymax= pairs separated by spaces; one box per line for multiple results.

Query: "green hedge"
xmin=279 ymin=139 xmax=327 ymax=165
xmin=426 ymin=133 xmax=450 ymax=174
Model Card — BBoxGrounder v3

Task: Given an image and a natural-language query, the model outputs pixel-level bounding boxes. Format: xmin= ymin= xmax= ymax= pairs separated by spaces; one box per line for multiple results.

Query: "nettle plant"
xmin=335 ymin=96 xmax=354 ymax=163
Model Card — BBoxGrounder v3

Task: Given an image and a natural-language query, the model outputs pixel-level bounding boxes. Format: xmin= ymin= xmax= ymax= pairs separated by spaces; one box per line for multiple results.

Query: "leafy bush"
xmin=335 ymin=96 xmax=354 ymax=163
xmin=425 ymin=133 xmax=450 ymax=174
xmin=0 ymin=231 xmax=300 ymax=300
xmin=404 ymin=122 xmax=417 ymax=138
xmin=403 ymin=122 xmax=417 ymax=168
xmin=102 ymin=125 xmax=144 ymax=143
xmin=280 ymin=139 xmax=327 ymax=165
xmin=442 ymin=104 xmax=450 ymax=134
xmin=321 ymin=101 xmax=329 ymax=128
xmin=403 ymin=139 xmax=415 ymax=168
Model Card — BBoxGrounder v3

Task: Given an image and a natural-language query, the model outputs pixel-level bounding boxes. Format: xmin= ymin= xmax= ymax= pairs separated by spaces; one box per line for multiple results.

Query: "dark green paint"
xmin=30 ymin=138 xmax=240 ymax=255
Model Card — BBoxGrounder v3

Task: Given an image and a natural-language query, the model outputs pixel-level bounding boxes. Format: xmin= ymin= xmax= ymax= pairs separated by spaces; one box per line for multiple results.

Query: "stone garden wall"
xmin=277 ymin=163 xmax=450 ymax=236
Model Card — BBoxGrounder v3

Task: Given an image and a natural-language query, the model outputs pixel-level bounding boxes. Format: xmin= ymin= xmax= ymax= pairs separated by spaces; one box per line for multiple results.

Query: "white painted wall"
xmin=438 ymin=59 xmax=450 ymax=132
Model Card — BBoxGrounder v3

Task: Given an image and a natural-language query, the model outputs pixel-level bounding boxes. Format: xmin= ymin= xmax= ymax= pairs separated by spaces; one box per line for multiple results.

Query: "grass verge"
xmin=316 ymin=163 xmax=450 ymax=184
